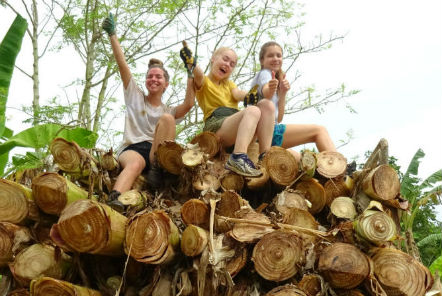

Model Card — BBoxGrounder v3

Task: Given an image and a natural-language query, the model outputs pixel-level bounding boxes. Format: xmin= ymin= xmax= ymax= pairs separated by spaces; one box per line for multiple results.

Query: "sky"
xmin=1 ymin=1 xmax=441 ymax=216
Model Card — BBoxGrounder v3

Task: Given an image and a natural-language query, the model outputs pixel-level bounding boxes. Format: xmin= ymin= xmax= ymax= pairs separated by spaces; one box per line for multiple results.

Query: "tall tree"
xmin=1 ymin=0 xmax=60 ymax=126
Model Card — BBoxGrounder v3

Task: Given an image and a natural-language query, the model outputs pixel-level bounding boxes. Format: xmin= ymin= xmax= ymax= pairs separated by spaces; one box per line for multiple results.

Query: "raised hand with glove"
xmin=243 ymin=84 xmax=260 ymax=107
xmin=180 ymin=41 xmax=196 ymax=77
xmin=102 ymin=13 xmax=116 ymax=36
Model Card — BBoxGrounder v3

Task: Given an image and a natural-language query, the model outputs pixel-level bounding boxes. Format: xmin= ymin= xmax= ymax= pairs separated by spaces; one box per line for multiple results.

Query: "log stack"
xmin=0 ymin=135 xmax=439 ymax=296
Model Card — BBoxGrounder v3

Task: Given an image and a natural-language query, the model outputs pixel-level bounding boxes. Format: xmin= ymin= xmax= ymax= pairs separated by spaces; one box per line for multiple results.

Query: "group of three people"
xmin=101 ymin=14 xmax=336 ymax=211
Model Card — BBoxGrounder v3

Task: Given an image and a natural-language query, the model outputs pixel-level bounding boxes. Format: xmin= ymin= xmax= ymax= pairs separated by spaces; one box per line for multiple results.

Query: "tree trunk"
xmin=30 ymin=276 xmax=102 ymax=296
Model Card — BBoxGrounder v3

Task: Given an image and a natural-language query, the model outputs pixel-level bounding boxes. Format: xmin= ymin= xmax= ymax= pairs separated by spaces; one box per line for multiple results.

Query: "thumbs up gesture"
xmin=279 ymin=73 xmax=290 ymax=94
xmin=268 ymin=70 xmax=279 ymax=95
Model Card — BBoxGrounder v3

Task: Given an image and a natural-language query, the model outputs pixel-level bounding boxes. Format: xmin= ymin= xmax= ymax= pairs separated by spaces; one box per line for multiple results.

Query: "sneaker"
xmin=346 ymin=160 xmax=357 ymax=176
xmin=106 ymin=190 xmax=125 ymax=213
xmin=225 ymin=153 xmax=263 ymax=177
xmin=146 ymin=163 xmax=163 ymax=190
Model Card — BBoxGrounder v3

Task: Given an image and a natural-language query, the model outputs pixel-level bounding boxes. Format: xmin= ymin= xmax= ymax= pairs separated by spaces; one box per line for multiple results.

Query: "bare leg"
xmin=113 ymin=150 xmax=146 ymax=193
xmin=256 ymin=99 xmax=275 ymax=154
xmin=149 ymin=113 xmax=176 ymax=164
xmin=216 ymin=106 xmax=261 ymax=153
xmin=281 ymin=124 xmax=336 ymax=152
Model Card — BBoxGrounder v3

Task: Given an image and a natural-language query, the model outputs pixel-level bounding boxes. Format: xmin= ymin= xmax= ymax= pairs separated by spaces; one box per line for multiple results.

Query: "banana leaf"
xmin=0 ymin=123 xmax=98 ymax=156
xmin=0 ymin=14 xmax=27 ymax=137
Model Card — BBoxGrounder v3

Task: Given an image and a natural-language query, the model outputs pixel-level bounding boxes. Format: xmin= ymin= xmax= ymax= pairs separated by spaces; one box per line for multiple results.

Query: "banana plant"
xmin=0 ymin=15 xmax=27 ymax=174
xmin=0 ymin=14 xmax=98 ymax=176
xmin=400 ymin=148 xmax=442 ymax=262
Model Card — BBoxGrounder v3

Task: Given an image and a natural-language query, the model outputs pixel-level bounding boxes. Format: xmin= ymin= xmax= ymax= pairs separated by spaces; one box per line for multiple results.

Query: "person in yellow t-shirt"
xmin=180 ymin=44 xmax=275 ymax=177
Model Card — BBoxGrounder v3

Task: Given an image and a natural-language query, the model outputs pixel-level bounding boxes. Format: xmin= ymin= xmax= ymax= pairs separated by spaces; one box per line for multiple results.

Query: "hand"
xmin=268 ymin=71 xmax=279 ymax=95
xmin=243 ymin=84 xmax=260 ymax=107
xmin=180 ymin=41 xmax=196 ymax=76
xmin=102 ymin=13 xmax=116 ymax=36
xmin=279 ymin=73 xmax=290 ymax=93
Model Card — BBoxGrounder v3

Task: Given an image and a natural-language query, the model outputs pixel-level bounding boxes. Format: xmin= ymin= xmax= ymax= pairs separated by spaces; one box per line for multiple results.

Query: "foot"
xmin=106 ymin=190 xmax=125 ymax=213
xmin=146 ymin=163 xmax=163 ymax=190
xmin=225 ymin=153 xmax=263 ymax=177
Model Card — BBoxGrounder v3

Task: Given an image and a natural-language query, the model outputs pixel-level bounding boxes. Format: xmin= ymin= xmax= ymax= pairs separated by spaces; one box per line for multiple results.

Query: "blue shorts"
xmin=122 ymin=141 xmax=152 ymax=173
xmin=272 ymin=123 xmax=286 ymax=146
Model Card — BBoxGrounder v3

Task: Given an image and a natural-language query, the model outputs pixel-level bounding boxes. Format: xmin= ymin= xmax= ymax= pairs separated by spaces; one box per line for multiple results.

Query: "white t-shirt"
xmin=251 ymin=69 xmax=279 ymax=122
xmin=117 ymin=77 xmax=178 ymax=155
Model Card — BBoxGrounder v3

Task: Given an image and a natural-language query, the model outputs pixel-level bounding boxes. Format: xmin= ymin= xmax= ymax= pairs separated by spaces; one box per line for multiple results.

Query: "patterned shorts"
xmin=272 ymin=123 xmax=286 ymax=146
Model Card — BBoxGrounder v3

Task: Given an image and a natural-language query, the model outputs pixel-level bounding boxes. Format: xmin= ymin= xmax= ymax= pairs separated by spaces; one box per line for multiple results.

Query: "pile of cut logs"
xmin=0 ymin=134 xmax=440 ymax=296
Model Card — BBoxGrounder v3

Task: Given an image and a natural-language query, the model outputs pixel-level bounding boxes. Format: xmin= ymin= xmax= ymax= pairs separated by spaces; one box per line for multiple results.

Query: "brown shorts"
xmin=203 ymin=107 xmax=239 ymax=133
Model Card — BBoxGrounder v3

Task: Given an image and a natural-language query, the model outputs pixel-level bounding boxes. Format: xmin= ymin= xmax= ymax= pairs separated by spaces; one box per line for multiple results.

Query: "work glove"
xmin=180 ymin=41 xmax=196 ymax=77
xmin=102 ymin=13 xmax=116 ymax=36
xmin=243 ymin=84 xmax=260 ymax=107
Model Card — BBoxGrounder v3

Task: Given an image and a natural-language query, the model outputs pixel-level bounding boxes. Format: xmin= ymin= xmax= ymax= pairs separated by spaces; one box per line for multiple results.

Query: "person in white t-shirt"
xmin=102 ymin=14 xmax=195 ymax=211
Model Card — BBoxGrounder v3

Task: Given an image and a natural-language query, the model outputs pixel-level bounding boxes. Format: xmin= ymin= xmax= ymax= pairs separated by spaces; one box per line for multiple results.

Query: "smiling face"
xmin=260 ymin=44 xmax=283 ymax=73
xmin=209 ymin=48 xmax=237 ymax=82
xmin=145 ymin=67 xmax=169 ymax=94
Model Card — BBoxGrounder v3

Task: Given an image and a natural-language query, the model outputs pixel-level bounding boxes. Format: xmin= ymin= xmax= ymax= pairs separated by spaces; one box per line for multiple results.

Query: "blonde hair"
xmin=146 ymin=58 xmax=169 ymax=82
xmin=259 ymin=41 xmax=284 ymax=80
xmin=210 ymin=47 xmax=237 ymax=82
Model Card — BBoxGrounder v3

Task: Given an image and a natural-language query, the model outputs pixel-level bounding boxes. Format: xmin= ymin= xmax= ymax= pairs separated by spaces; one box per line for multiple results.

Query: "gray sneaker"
xmin=225 ymin=153 xmax=262 ymax=177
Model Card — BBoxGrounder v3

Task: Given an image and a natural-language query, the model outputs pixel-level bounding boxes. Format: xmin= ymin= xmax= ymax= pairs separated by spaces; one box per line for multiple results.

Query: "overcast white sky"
xmin=1 ymin=1 xmax=441 ymax=215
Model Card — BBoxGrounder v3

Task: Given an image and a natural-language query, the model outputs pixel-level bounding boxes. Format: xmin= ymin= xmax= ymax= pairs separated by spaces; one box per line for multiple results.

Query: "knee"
xmin=244 ymin=105 xmax=261 ymax=121
xmin=124 ymin=159 xmax=145 ymax=175
xmin=257 ymin=99 xmax=275 ymax=115
xmin=158 ymin=113 xmax=175 ymax=126
xmin=316 ymin=125 xmax=330 ymax=136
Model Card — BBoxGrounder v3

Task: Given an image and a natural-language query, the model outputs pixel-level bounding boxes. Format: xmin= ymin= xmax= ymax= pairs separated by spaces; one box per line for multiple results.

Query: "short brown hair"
xmin=146 ymin=58 xmax=169 ymax=82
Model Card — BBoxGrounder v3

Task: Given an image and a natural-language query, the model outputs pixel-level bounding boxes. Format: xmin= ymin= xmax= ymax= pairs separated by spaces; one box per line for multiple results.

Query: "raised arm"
xmin=102 ymin=13 xmax=132 ymax=89
xmin=175 ymin=78 xmax=195 ymax=119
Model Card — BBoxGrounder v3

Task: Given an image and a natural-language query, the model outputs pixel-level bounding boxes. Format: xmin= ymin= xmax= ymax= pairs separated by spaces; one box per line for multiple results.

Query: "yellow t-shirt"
xmin=196 ymin=76 xmax=239 ymax=121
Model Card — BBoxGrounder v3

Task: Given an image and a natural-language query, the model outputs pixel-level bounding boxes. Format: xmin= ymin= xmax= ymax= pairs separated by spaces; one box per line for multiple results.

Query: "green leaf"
xmin=419 ymin=169 xmax=442 ymax=191
xmin=401 ymin=149 xmax=425 ymax=198
xmin=0 ymin=123 xmax=98 ymax=156
xmin=0 ymin=14 xmax=28 ymax=137
xmin=429 ymin=255 xmax=442 ymax=279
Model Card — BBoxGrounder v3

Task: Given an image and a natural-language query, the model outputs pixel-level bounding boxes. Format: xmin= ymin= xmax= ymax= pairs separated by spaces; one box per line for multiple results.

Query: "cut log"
xmin=125 ymin=210 xmax=179 ymax=264
xmin=192 ymin=173 xmax=220 ymax=191
xmin=252 ymin=230 xmax=304 ymax=281
xmin=5 ymin=289 xmax=29 ymax=296
xmin=9 ymin=243 xmax=72 ymax=287
xmin=100 ymin=149 xmax=119 ymax=171
xmin=225 ymin=245 xmax=247 ymax=278
xmin=263 ymin=146 xmax=298 ymax=186
xmin=354 ymin=201 xmax=396 ymax=245
xmin=32 ymin=172 xmax=89 ymax=215
xmin=283 ymin=209 xmax=318 ymax=231
xmin=157 ymin=141 xmax=184 ymax=175
xmin=316 ymin=151 xmax=347 ymax=178
xmin=300 ymin=150 xmax=317 ymax=179
xmin=274 ymin=189 xmax=309 ymax=216
xmin=247 ymin=141 xmax=259 ymax=165
xmin=181 ymin=224 xmax=208 ymax=257
xmin=30 ymin=276 xmax=102 ymax=295
xmin=220 ymin=171 xmax=244 ymax=192
xmin=0 ymin=179 xmax=37 ymax=224
xmin=324 ymin=176 xmax=353 ymax=206
xmin=295 ymin=178 xmax=326 ymax=215
xmin=318 ymin=242 xmax=369 ymax=289
xmin=330 ymin=196 xmax=357 ymax=220
xmin=215 ymin=191 xmax=246 ymax=218
xmin=50 ymin=137 xmax=96 ymax=177
xmin=182 ymin=147 xmax=204 ymax=167
xmin=50 ymin=199 xmax=126 ymax=256
xmin=298 ymin=274 xmax=322 ymax=296
xmin=370 ymin=247 xmax=432 ymax=296
xmin=181 ymin=198 xmax=209 ymax=228
xmin=246 ymin=166 xmax=269 ymax=190
xmin=265 ymin=284 xmax=308 ymax=296
xmin=117 ymin=189 xmax=150 ymax=211
xmin=230 ymin=208 xmax=274 ymax=243
xmin=0 ymin=222 xmax=31 ymax=267
xmin=190 ymin=131 xmax=220 ymax=159
xmin=362 ymin=164 xmax=400 ymax=201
